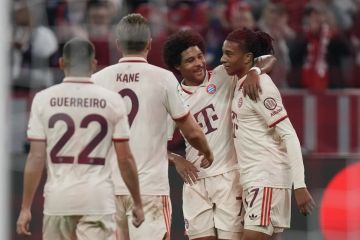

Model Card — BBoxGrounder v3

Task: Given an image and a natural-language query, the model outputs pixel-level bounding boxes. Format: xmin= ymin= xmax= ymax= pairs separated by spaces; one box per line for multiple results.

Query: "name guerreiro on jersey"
xmin=49 ymin=97 xmax=107 ymax=108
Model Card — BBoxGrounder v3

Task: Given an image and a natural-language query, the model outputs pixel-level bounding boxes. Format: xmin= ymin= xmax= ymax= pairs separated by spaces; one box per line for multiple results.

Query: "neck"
xmin=65 ymin=71 xmax=92 ymax=78
xmin=123 ymin=51 xmax=148 ymax=59
xmin=236 ymin=64 xmax=252 ymax=79
xmin=183 ymin=77 xmax=205 ymax=86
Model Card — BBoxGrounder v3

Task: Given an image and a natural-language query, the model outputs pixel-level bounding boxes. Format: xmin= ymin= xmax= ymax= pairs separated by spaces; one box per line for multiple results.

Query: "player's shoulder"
xmin=92 ymin=64 xmax=119 ymax=78
xmin=146 ymin=63 xmax=175 ymax=77
xmin=257 ymin=73 xmax=281 ymax=97
xmin=33 ymin=83 xmax=63 ymax=99
xmin=90 ymin=84 xmax=121 ymax=99
xmin=209 ymin=65 xmax=232 ymax=81
xmin=259 ymin=73 xmax=276 ymax=89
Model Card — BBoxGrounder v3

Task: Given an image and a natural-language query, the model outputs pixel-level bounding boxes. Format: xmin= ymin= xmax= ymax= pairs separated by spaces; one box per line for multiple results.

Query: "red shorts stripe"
xmin=260 ymin=187 xmax=267 ymax=225
xmin=264 ymin=188 xmax=270 ymax=226
xmin=267 ymin=188 xmax=273 ymax=225
xmin=162 ymin=196 xmax=170 ymax=235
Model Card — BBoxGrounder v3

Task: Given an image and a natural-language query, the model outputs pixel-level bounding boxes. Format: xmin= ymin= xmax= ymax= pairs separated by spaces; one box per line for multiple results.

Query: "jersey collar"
xmin=180 ymin=70 xmax=211 ymax=95
xmin=63 ymin=77 xmax=93 ymax=84
xmin=118 ymin=57 xmax=148 ymax=63
xmin=237 ymin=74 xmax=247 ymax=90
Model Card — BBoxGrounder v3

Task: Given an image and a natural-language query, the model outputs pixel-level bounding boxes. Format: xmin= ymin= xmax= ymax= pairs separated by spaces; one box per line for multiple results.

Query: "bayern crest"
xmin=206 ymin=84 xmax=217 ymax=94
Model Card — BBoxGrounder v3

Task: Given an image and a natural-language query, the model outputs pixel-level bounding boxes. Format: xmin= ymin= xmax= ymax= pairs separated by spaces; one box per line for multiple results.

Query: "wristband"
xmin=249 ymin=66 xmax=261 ymax=75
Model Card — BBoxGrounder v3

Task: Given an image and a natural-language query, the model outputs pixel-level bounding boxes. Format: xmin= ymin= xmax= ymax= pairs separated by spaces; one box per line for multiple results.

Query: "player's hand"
xmin=198 ymin=150 xmax=214 ymax=169
xmin=243 ymin=69 xmax=262 ymax=102
xmin=173 ymin=155 xmax=199 ymax=185
xmin=294 ymin=188 xmax=316 ymax=216
xmin=132 ymin=205 xmax=144 ymax=228
xmin=16 ymin=209 xmax=32 ymax=236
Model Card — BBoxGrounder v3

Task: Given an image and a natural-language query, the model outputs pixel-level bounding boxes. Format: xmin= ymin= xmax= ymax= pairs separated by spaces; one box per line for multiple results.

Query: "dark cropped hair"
xmin=117 ymin=13 xmax=151 ymax=54
xmin=62 ymin=37 xmax=95 ymax=72
xmin=163 ymin=29 xmax=206 ymax=73
xmin=226 ymin=28 xmax=274 ymax=58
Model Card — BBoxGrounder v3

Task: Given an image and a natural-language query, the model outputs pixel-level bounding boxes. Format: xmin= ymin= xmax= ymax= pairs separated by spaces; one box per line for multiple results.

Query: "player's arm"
xmin=175 ymin=114 xmax=214 ymax=168
xmin=242 ymin=55 xmax=277 ymax=101
xmin=16 ymin=141 xmax=46 ymax=236
xmin=114 ymin=140 xmax=144 ymax=227
xmin=168 ymin=152 xmax=199 ymax=185
xmin=274 ymin=119 xmax=316 ymax=216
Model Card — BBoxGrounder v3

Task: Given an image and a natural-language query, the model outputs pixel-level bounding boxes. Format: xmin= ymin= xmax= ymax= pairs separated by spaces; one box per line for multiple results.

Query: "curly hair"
xmin=163 ymin=29 xmax=206 ymax=73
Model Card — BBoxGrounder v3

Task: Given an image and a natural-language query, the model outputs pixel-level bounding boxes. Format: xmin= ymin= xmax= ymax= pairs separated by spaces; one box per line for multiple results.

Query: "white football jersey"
xmin=178 ymin=65 xmax=238 ymax=178
xmin=27 ymin=77 xmax=130 ymax=215
xmin=92 ymin=57 xmax=189 ymax=195
xmin=231 ymin=73 xmax=292 ymax=189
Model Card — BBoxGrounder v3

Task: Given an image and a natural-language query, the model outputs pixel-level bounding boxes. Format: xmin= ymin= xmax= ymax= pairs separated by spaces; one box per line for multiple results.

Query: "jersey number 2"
xmin=119 ymin=89 xmax=139 ymax=127
xmin=49 ymin=113 xmax=108 ymax=165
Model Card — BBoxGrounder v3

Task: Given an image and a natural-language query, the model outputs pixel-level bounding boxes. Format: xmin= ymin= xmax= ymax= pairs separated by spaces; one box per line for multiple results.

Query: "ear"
xmin=59 ymin=57 xmax=65 ymax=70
xmin=91 ymin=58 xmax=98 ymax=73
xmin=244 ymin=52 xmax=253 ymax=65
xmin=146 ymin=38 xmax=152 ymax=52
xmin=175 ymin=64 xmax=181 ymax=71
xmin=116 ymin=39 xmax=122 ymax=51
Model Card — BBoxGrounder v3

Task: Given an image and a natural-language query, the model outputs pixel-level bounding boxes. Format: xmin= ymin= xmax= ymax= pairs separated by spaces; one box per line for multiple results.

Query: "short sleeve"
xmin=27 ymin=93 xmax=46 ymax=141
xmin=164 ymin=72 xmax=189 ymax=120
xmin=249 ymin=75 xmax=288 ymax=127
xmin=112 ymin=94 xmax=130 ymax=141
xmin=167 ymin=115 xmax=176 ymax=141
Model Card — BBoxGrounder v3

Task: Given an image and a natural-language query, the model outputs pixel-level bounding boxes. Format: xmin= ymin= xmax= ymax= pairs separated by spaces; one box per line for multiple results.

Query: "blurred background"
xmin=9 ymin=0 xmax=360 ymax=239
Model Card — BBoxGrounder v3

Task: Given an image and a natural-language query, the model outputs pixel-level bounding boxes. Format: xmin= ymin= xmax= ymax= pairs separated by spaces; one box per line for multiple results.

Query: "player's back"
xmin=93 ymin=57 xmax=188 ymax=195
xmin=28 ymin=77 xmax=129 ymax=215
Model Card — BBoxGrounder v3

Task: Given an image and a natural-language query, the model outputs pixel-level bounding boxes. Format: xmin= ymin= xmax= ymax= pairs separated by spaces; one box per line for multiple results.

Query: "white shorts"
xmin=183 ymin=170 xmax=243 ymax=239
xmin=242 ymin=187 xmax=291 ymax=236
xmin=115 ymin=195 xmax=171 ymax=240
xmin=43 ymin=214 xmax=116 ymax=240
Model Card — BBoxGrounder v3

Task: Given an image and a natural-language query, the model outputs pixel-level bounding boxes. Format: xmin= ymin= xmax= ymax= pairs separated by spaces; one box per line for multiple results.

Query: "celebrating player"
xmin=163 ymin=29 xmax=276 ymax=240
xmin=222 ymin=28 xmax=315 ymax=240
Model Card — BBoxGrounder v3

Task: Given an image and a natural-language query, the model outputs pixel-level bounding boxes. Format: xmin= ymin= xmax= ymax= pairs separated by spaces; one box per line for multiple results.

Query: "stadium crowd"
xmin=11 ymin=0 xmax=360 ymax=91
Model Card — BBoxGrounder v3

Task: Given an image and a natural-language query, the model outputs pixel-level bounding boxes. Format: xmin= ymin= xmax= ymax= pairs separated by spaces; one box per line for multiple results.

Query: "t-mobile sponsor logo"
xmin=194 ymin=104 xmax=218 ymax=135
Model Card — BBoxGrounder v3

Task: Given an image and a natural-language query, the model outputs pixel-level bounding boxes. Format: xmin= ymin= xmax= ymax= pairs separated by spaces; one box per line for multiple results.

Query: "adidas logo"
xmin=249 ymin=214 xmax=258 ymax=220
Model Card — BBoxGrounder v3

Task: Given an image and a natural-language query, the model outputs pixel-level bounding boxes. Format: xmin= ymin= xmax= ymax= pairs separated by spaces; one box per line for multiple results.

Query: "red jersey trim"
xmin=181 ymin=70 xmax=211 ymax=95
xmin=63 ymin=80 xmax=93 ymax=84
xmin=181 ymin=87 xmax=193 ymax=95
xmin=173 ymin=111 xmax=190 ymax=121
xmin=113 ymin=138 xmax=129 ymax=142
xmin=119 ymin=60 xmax=147 ymax=63
xmin=27 ymin=137 xmax=46 ymax=142
xmin=63 ymin=77 xmax=93 ymax=84
xmin=268 ymin=115 xmax=288 ymax=128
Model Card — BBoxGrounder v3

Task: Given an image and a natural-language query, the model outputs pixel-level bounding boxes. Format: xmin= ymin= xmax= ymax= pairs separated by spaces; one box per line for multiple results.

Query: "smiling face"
xmin=220 ymin=40 xmax=252 ymax=77
xmin=176 ymin=46 xmax=206 ymax=86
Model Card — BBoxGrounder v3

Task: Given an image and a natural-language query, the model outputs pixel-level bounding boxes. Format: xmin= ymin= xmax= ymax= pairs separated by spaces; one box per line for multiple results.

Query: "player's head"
xmin=116 ymin=13 xmax=151 ymax=55
xmin=163 ymin=29 xmax=206 ymax=85
xmin=59 ymin=37 xmax=97 ymax=77
xmin=221 ymin=28 xmax=273 ymax=77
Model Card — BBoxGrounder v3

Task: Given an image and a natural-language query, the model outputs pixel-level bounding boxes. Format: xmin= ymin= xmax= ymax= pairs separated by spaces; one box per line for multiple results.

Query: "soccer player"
xmin=92 ymin=14 xmax=213 ymax=240
xmin=16 ymin=38 xmax=144 ymax=240
xmin=222 ymin=28 xmax=315 ymax=240
xmin=163 ymin=29 xmax=276 ymax=240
